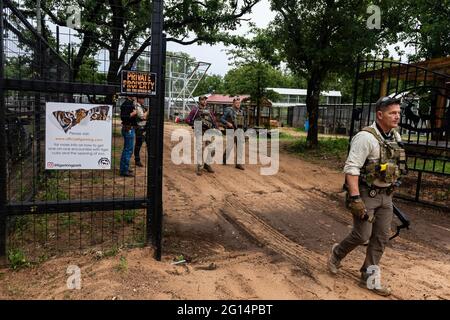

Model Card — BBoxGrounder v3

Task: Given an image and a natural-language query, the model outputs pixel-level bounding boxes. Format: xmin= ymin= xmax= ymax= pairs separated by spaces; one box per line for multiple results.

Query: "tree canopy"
xmin=396 ymin=0 xmax=450 ymax=61
xmin=21 ymin=0 xmax=262 ymax=85
xmin=193 ymin=74 xmax=225 ymax=96
xmin=267 ymin=0 xmax=401 ymax=146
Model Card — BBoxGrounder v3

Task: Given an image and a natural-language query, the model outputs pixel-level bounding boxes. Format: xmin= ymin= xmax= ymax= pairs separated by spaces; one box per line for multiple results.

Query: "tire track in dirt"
xmin=218 ymin=191 xmax=410 ymax=299
xmin=162 ymin=127 xmax=389 ymax=297
xmin=161 ymin=123 xmax=448 ymax=300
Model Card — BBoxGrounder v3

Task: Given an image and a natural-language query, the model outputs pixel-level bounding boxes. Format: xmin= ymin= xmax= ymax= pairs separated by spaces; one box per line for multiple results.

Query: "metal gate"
xmin=0 ymin=0 xmax=166 ymax=263
xmin=351 ymin=58 xmax=450 ymax=207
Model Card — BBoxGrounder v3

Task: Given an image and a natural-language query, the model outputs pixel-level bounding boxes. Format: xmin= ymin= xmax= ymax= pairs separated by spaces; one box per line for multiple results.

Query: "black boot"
xmin=135 ymin=160 xmax=144 ymax=167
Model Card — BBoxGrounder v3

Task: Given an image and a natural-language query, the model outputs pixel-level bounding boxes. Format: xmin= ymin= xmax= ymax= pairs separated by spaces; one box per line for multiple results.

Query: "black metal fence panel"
xmin=352 ymin=58 xmax=449 ymax=207
xmin=0 ymin=0 xmax=165 ymax=263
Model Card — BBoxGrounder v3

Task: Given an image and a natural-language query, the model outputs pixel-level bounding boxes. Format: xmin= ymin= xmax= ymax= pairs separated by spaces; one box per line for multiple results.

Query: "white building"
xmin=266 ymin=88 xmax=342 ymax=127
xmin=267 ymin=88 xmax=342 ymax=107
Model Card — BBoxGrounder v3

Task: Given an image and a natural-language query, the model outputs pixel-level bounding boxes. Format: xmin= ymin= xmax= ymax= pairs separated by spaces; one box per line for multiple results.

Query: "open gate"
xmin=352 ymin=58 xmax=450 ymax=207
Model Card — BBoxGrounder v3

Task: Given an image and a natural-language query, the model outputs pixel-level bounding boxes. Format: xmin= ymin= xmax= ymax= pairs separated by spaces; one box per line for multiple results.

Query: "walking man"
xmin=119 ymin=96 xmax=137 ymax=177
xmin=327 ymin=96 xmax=407 ymax=296
xmin=221 ymin=97 xmax=245 ymax=170
xmin=185 ymin=95 xmax=219 ymax=175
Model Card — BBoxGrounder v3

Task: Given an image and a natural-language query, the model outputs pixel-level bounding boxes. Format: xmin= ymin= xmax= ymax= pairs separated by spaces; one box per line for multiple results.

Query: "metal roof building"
xmin=267 ymin=87 xmax=342 ymax=107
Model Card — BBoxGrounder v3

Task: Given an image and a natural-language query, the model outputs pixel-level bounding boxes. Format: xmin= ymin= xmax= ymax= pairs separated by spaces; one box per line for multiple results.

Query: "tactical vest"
xmin=198 ymin=108 xmax=215 ymax=130
xmin=360 ymin=127 xmax=407 ymax=186
xmin=236 ymin=111 xmax=244 ymax=128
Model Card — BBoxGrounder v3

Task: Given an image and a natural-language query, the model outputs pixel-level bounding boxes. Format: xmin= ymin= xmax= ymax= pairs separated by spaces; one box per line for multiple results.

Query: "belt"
xmin=369 ymin=186 xmax=395 ymax=197
xmin=122 ymin=124 xmax=135 ymax=131
xmin=360 ymin=182 xmax=395 ymax=197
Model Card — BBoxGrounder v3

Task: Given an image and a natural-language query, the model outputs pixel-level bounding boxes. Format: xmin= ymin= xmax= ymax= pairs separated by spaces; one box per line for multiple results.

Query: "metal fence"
xmin=288 ymin=104 xmax=355 ymax=135
xmin=352 ymin=58 xmax=449 ymax=207
xmin=0 ymin=0 xmax=166 ymax=263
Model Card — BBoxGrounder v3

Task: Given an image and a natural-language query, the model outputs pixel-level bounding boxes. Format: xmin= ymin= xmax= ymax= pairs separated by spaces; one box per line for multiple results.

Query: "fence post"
xmin=34 ymin=39 xmax=42 ymax=188
xmin=0 ymin=0 xmax=8 ymax=264
xmin=147 ymin=0 xmax=165 ymax=261
xmin=415 ymin=171 xmax=422 ymax=202
xmin=349 ymin=56 xmax=361 ymax=149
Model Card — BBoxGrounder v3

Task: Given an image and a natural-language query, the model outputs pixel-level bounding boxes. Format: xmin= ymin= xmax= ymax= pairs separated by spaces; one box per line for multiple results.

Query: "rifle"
xmin=390 ymin=204 xmax=410 ymax=240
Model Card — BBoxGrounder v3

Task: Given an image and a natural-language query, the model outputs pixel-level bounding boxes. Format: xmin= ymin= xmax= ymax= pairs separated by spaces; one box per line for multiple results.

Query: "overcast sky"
xmin=166 ymin=0 xmax=276 ymax=76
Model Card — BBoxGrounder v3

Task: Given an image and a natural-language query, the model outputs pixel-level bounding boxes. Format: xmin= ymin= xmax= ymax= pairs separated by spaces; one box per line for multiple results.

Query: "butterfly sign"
xmin=45 ymin=102 xmax=113 ymax=170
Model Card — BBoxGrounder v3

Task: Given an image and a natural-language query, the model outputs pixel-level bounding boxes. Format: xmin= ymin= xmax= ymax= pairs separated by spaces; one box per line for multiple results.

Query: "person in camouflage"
xmin=221 ymin=97 xmax=245 ymax=170
xmin=185 ymin=96 xmax=219 ymax=175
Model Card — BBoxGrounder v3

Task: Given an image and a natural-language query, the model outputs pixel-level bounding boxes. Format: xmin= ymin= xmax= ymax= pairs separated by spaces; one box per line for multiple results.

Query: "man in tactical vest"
xmin=133 ymin=97 xmax=148 ymax=167
xmin=327 ymin=96 xmax=407 ymax=296
xmin=221 ymin=97 xmax=245 ymax=170
xmin=185 ymin=95 xmax=219 ymax=175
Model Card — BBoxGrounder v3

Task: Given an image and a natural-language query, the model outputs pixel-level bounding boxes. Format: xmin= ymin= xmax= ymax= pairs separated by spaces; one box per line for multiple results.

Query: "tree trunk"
xmin=306 ymin=70 xmax=323 ymax=148
xmin=256 ymin=69 xmax=261 ymax=126
xmin=107 ymin=0 xmax=124 ymax=85
xmin=72 ymin=35 xmax=92 ymax=80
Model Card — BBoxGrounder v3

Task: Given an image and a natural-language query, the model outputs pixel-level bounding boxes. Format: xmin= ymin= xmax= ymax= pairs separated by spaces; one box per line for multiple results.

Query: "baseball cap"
xmin=375 ymin=96 xmax=401 ymax=109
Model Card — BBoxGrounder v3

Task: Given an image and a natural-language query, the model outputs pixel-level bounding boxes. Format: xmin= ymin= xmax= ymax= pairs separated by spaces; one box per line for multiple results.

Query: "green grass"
xmin=13 ymin=216 xmax=31 ymax=233
xmin=19 ymin=185 xmax=31 ymax=202
xmin=285 ymin=135 xmax=449 ymax=175
xmin=60 ymin=214 xmax=77 ymax=228
xmin=287 ymin=136 xmax=349 ymax=162
xmin=38 ymin=176 xmax=69 ymax=201
xmin=401 ymin=134 xmax=432 ymax=143
xmin=114 ymin=210 xmax=138 ymax=224
xmin=115 ymin=256 xmax=128 ymax=272
xmin=257 ymin=131 xmax=295 ymax=140
xmin=407 ymin=158 xmax=450 ymax=174
xmin=278 ymin=132 xmax=296 ymax=140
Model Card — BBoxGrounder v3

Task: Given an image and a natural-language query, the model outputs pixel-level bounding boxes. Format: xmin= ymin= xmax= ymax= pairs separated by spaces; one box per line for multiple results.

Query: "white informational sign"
xmin=45 ymin=102 xmax=113 ymax=170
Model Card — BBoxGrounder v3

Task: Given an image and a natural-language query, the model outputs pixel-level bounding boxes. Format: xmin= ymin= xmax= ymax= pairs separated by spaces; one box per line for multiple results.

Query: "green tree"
xmin=224 ymin=64 xmax=292 ymax=95
xmin=396 ymin=0 xmax=450 ymax=61
xmin=193 ymin=74 xmax=225 ymax=96
xmin=225 ymin=30 xmax=287 ymax=125
xmin=269 ymin=0 xmax=400 ymax=147
xmin=321 ymin=73 xmax=354 ymax=103
xmin=31 ymin=0 xmax=261 ymax=88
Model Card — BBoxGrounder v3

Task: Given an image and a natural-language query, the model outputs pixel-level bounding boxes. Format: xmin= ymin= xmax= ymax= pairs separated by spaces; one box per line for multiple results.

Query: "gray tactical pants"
xmin=334 ymin=185 xmax=394 ymax=272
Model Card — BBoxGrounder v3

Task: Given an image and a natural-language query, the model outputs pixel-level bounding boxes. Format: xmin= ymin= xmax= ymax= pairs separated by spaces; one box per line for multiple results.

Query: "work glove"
xmin=347 ymin=196 xmax=367 ymax=220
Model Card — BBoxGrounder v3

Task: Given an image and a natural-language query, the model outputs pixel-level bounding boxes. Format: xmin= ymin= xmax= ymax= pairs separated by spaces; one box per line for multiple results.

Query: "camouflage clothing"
xmin=185 ymin=105 xmax=218 ymax=132
xmin=359 ymin=126 xmax=407 ymax=186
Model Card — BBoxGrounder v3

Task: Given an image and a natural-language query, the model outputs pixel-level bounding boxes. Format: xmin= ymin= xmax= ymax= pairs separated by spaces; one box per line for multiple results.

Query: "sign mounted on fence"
xmin=121 ymin=70 xmax=156 ymax=95
xmin=45 ymin=102 xmax=113 ymax=170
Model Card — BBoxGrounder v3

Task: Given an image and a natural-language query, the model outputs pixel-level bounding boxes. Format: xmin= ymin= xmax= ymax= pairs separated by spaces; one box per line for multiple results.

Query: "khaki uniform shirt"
xmin=134 ymin=103 xmax=146 ymax=127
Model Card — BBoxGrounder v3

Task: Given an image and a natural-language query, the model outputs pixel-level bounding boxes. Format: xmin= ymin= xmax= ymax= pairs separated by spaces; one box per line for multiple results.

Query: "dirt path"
xmin=0 ymin=122 xmax=449 ymax=300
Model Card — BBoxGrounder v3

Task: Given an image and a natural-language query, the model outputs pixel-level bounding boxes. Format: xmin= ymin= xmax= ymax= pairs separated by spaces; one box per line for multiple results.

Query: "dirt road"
xmin=1 ymin=122 xmax=449 ymax=300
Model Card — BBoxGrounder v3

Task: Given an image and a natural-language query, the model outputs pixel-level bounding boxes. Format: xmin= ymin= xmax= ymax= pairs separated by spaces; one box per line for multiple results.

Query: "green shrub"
xmin=8 ymin=249 xmax=30 ymax=270
xmin=114 ymin=210 xmax=138 ymax=224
